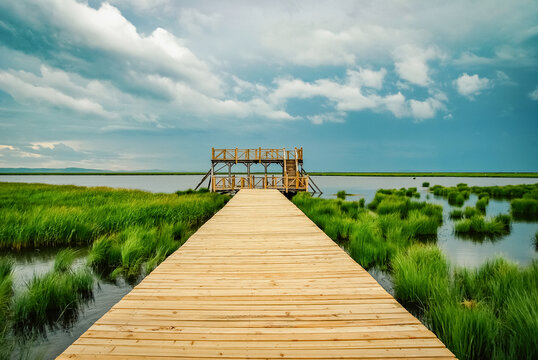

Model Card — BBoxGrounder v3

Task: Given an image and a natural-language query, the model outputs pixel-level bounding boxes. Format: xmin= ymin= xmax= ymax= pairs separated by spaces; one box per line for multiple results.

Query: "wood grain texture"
xmin=58 ymin=189 xmax=455 ymax=359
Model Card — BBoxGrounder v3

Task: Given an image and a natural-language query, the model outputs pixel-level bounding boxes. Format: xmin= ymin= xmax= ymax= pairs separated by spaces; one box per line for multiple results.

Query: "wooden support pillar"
xmin=210 ymin=163 xmax=214 ymax=192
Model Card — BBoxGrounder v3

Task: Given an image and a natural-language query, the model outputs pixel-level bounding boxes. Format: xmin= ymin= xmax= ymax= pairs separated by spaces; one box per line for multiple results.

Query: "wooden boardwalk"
xmin=59 ymin=189 xmax=455 ymax=359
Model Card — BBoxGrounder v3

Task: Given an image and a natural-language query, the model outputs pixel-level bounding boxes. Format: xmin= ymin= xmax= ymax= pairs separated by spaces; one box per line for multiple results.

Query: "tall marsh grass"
xmin=455 ymin=215 xmax=510 ymax=236
xmin=511 ymin=198 xmax=538 ymax=220
xmin=0 ymin=183 xmax=229 ymax=250
xmin=293 ymin=190 xmax=442 ymax=269
xmin=13 ymin=250 xmax=94 ymax=333
xmin=393 ymin=246 xmax=538 ymax=360
xmin=0 ymin=258 xmax=13 ymax=355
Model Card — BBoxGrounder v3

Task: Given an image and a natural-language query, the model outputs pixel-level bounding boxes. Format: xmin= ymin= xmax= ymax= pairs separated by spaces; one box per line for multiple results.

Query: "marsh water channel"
xmin=1 ymin=175 xmax=537 ymax=359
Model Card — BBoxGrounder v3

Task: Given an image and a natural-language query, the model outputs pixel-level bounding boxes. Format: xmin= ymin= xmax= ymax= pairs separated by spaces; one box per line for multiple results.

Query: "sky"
xmin=0 ymin=0 xmax=537 ymax=172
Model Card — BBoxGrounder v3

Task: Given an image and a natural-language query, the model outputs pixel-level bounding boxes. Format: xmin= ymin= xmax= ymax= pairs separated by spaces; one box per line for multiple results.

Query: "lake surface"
xmin=1 ymin=174 xmax=537 ymax=359
xmin=2 ymin=248 xmax=135 ymax=360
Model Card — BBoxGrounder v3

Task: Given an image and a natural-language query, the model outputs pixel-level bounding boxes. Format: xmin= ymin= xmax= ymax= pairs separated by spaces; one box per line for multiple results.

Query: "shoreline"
xmin=1 ymin=171 xmax=537 ymax=178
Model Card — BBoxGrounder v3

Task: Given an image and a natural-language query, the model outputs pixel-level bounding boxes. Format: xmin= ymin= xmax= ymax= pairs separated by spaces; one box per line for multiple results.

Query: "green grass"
xmin=450 ymin=209 xmax=463 ymax=219
xmin=511 ymin=198 xmax=538 ymax=220
xmin=0 ymin=183 xmax=230 ymax=250
xmin=422 ymin=182 xmax=430 ymax=187
xmin=293 ymin=189 xmax=442 ymax=270
xmin=53 ymin=249 xmax=79 ymax=273
xmin=336 ymin=190 xmax=347 ymax=200
xmin=475 ymin=196 xmax=489 ymax=212
xmin=454 ymin=215 xmax=510 ymax=236
xmin=392 ymin=245 xmax=450 ymax=307
xmin=392 ymin=245 xmax=538 ymax=360
xmin=431 ymin=184 xmax=538 ymax=210
xmin=448 ymin=191 xmax=465 ymax=206
xmin=428 ymin=301 xmax=500 ymax=359
xmin=13 ymin=269 xmax=94 ymax=332
xmin=0 ymin=258 xmax=13 ymax=355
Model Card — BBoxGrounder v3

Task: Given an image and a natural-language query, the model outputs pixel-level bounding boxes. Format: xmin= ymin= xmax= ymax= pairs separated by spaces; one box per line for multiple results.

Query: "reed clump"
xmin=469 ymin=184 xmax=538 ymax=200
xmin=293 ymin=189 xmax=442 ymax=269
xmin=393 ymin=245 xmax=538 ymax=360
xmin=336 ymin=190 xmax=347 ymax=200
xmin=475 ymin=196 xmax=489 ymax=212
xmin=455 ymin=215 xmax=511 ymax=236
xmin=511 ymin=198 xmax=538 ymax=220
xmin=0 ymin=258 xmax=13 ymax=355
xmin=13 ymin=250 xmax=94 ymax=333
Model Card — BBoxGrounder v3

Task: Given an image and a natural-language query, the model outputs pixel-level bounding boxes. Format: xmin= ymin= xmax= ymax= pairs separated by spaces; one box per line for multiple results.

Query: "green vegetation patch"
xmin=0 ymin=182 xmax=230 ymax=344
xmin=293 ymin=189 xmax=442 ymax=270
xmin=394 ymin=247 xmax=538 ymax=360
xmin=0 ymin=183 xmax=229 ymax=250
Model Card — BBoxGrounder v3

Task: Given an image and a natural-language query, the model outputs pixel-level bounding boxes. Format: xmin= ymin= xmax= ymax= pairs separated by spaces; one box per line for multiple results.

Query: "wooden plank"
xmin=58 ymin=189 xmax=455 ymax=359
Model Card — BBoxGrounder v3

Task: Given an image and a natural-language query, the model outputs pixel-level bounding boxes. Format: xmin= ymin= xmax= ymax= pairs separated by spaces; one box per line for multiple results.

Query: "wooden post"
xmin=232 ymin=175 xmax=236 ymax=190
xmin=305 ymin=176 xmax=308 ymax=191
xmin=258 ymin=146 xmax=262 ymax=162
xmin=241 ymin=177 xmax=245 ymax=189
xmin=212 ymin=148 xmax=215 ymax=160
xmin=264 ymin=174 xmax=267 ymax=189
xmin=235 ymin=148 xmax=238 ymax=163
xmin=210 ymin=163 xmax=214 ymax=192
xmin=285 ymin=174 xmax=288 ymax=193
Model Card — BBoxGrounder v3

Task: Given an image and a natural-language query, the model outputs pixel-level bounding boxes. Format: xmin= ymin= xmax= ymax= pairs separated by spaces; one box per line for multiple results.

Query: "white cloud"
xmin=141 ymin=73 xmax=294 ymax=121
xmin=269 ymin=72 xmax=446 ymax=121
xmin=393 ymin=45 xmax=443 ymax=87
xmin=529 ymin=87 xmax=538 ymax=100
xmin=453 ymin=52 xmax=495 ymax=66
xmin=383 ymin=92 xmax=408 ymax=118
xmin=454 ymin=73 xmax=491 ymax=98
xmin=0 ymin=71 xmax=112 ymax=117
xmin=409 ymin=98 xmax=445 ymax=120
xmin=179 ymin=8 xmax=221 ymax=34
xmin=14 ymin=0 xmax=222 ymax=96
xmin=347 ymin=68 xmax=386 ymax=90
xmin=307 ymin=112 xmax=345 ymax=125
xmin=0 ymin=145 xmax=15 ymax=150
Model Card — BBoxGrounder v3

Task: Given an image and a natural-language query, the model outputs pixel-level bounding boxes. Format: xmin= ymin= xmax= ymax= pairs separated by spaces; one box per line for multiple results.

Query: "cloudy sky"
xmin=0 ymin=0 xmax=537 ymax=171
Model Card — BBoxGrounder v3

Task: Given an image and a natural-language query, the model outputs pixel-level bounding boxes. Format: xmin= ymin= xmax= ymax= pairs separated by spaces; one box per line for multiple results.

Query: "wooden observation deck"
xmin=59 ymin=189 xmax=455 ymax=359
xmin=195 ymin=147 xmax=322 ymax=195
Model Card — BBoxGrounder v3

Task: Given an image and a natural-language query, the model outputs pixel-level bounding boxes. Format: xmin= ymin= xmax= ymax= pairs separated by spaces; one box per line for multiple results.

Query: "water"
xmin=313 ymin=176 xmax=538 ymax=267
xmin=1 ymin=174 xmax=537 ymax=358
xmin=4 ymin=249 xmax=134 ymax=360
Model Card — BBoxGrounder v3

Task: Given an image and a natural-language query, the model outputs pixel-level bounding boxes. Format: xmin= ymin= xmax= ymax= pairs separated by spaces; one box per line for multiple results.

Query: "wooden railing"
xmin=212 ymin=175 xmax=308 ymax=192
xmin=212 ymin=147 xmax=303 ymax=162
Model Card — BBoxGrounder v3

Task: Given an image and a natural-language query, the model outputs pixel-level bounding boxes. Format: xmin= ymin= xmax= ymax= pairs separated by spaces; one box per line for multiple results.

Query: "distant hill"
xmin=0 ymin=168 xmax=191 ymax=174
xmin=0 ymin=167 xmax=106 ymax=173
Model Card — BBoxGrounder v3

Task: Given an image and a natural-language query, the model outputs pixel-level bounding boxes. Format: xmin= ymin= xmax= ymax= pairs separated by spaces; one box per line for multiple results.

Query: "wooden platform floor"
xmin=59 ymin=189 xmax=455 ymax=359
